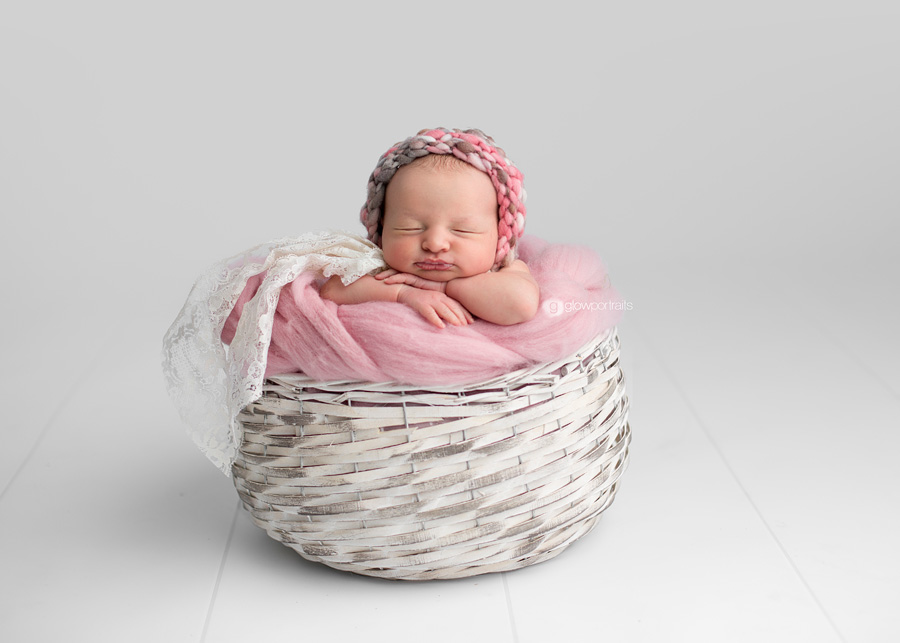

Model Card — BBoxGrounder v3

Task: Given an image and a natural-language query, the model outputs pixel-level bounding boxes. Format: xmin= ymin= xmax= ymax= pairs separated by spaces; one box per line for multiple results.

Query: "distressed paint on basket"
xmin=232 ymin=329 xmax=631 ymax=580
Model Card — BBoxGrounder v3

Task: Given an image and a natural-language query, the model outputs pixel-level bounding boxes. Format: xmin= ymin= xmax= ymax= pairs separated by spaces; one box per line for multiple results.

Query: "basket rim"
xmin=266 ymin=327 xmax=619 ymax=395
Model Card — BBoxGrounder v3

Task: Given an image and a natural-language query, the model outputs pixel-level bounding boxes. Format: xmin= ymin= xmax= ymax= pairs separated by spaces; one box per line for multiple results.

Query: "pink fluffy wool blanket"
xmin=222 ymin=236 xmax=624 ymax=385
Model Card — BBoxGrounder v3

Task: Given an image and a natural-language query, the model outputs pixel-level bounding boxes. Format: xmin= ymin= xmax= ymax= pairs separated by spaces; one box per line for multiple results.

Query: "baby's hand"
xmin=374 ymin=268 xmax=400 ymax=280
xmin=376 ymin=271 xmax=446 ymax=293
xmin=397 ymin=286 xmax=473 ymax=328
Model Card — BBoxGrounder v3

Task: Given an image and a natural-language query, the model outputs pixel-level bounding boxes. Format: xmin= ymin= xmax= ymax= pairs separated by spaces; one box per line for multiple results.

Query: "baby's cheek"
xmin=380 ymin=243 xmax=407 ymax=271
xmin=473 ymin=244 xmax=498 ymax=273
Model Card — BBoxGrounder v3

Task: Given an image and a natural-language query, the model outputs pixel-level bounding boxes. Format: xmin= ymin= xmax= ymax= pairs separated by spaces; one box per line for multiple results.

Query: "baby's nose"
xmin=422 ymin=229 xmax=450 ymax=252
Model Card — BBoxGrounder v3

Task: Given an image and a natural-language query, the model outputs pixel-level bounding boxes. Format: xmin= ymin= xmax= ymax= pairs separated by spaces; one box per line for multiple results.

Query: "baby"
xmin=321 ymin=128 xmax=540 ymax=327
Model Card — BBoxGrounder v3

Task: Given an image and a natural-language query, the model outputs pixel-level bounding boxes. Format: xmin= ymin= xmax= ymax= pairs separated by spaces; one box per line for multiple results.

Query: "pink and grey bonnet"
xmin=360 ymin=128 xmax=527 ymax=269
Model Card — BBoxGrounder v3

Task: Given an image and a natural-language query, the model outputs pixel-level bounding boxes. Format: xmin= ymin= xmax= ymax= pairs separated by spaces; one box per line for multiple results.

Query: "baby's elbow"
xmin=319 ymin=276 xmax=343 ymax=303
xmin=519 ymin=283 xmax=542 ymax=322
xmin=516 ymin=293 xmax=541 ymax=324
xmin=497 ymin=290 xmax=540 ymax=325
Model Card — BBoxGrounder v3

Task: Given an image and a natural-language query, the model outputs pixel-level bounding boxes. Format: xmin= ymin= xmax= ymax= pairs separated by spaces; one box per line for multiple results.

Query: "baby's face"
xmin=381 ymin=161 xmax=498 ymax=282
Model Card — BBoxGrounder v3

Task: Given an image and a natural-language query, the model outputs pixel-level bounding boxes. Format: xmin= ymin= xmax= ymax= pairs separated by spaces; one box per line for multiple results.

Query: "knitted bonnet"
xmin=360 ymin=127 xmax=527 ymax=269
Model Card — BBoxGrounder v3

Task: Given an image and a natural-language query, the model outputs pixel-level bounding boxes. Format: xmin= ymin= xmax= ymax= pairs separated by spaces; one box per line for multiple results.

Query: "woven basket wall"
xmin=232 ymin=328 xmax=631 ymax=580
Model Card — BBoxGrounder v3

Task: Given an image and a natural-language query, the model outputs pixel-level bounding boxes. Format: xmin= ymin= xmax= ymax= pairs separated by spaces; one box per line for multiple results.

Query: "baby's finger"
xmin=374 ymin=269 xmax=399 ymax=280
xmin=429 ymin=303 xmax=456 ymax=326
xmin=447 ymin=300 xmax=472 ymax=325
xmin=386 ymin=274 xmax=445 ymax=292
xmin=423 ymin=308 xmax=446 ymax=329
xmin=382 ymin=273 xmax=416 ymax=285
xmin=439 ymin=302 xmax=469 ymax=327
xmin=441 ymin=295 xmax=473 ymax=324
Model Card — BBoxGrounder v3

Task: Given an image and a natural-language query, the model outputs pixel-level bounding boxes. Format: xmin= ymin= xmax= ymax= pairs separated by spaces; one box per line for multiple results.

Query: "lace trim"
xmin=161 ymin=230 xmax=387 ymax=476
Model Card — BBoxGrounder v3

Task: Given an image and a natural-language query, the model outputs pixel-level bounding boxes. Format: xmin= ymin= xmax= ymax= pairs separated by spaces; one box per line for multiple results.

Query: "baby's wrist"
xmin=444 ymin=276 xmax=469 ymax=299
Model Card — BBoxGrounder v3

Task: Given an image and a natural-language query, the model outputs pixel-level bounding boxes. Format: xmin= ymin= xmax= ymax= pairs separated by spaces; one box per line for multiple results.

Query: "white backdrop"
xmin=3 ymin=1 xmax=897 ymax=340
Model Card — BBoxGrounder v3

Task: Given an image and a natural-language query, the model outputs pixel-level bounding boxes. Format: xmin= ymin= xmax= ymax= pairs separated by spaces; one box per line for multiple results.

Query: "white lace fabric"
xmin=161 ymin=230 xmax=388 ymax=476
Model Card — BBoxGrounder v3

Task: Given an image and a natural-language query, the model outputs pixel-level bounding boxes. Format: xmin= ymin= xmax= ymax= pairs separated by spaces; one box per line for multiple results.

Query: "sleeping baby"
xmin=320 ymin=128 xmax=540 ymax=327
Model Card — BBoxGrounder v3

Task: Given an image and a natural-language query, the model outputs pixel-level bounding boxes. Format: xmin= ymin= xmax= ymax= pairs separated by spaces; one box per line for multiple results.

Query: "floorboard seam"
xmin=501 ymin=572 xmax=520 ymax=643
xmin=0 ymin=326 xmax=122 ymax=504
xmin=201 ymin=498 xmax=242 ymax=643
xmin=768 ymin=275 xmax=900 ymax=405
xmin=628 ymin=319 xmax=849 ymax=643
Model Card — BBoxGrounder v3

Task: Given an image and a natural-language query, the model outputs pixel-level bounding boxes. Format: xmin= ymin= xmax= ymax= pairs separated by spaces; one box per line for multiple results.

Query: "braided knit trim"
xmin=360 ymin=128 xmax=526 ymax=269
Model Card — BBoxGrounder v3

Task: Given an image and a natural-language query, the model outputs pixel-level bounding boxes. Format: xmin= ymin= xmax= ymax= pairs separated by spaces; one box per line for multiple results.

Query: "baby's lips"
xmin=415 ymin=260 xmax=454 ymax=270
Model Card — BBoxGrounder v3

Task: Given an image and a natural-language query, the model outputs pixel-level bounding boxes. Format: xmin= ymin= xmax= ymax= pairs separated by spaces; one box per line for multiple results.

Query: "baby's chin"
xmin=410 ymin=268 xmax=457 ymax=282
xmin=411 ymin=265 xmax=491 ymax=281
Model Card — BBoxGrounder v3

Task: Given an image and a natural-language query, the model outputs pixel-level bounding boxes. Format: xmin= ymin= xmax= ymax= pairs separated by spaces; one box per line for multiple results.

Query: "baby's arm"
xmin=445 ymin=260 xmax=540 ymax=325
xmin=319 ymin=275 xmax=473 ymax=328
xmin=378 ymin=260 xmax=540 ymax=325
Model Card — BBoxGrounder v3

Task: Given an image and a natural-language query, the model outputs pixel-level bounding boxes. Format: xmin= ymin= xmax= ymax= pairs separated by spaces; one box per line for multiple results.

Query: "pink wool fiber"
xmin=222 ymin=237 xmax=624 ymax=385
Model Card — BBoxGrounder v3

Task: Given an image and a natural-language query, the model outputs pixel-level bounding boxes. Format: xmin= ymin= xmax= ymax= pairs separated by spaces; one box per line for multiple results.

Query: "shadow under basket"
xmin=232 ymin=328 xmax=631 ymax=580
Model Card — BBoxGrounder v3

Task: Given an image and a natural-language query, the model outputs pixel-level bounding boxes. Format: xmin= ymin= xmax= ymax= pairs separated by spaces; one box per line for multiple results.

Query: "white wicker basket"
xmin=232 ymin=328 xmax=630 ymax=580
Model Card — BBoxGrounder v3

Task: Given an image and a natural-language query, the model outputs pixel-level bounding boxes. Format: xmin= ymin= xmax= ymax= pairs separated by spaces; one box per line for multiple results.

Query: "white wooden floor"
xmin=1 ymin=251 xmax=896 ymax=643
